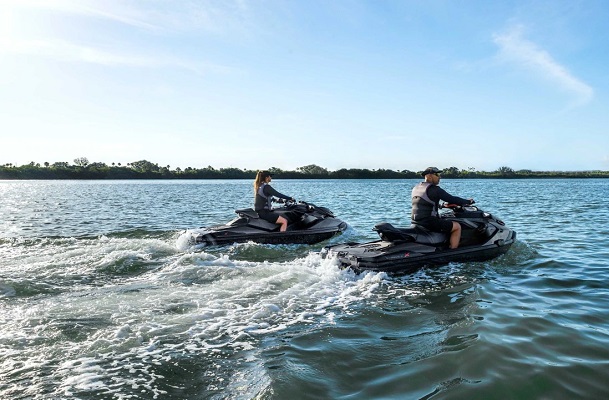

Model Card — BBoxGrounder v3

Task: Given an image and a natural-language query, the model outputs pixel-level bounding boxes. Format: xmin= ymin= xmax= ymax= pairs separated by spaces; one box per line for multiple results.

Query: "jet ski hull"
xmin=195 ymin=220 xmax=348 ymax=246
xmin=323 ymin=205 xmax=516 ymax=274
xmin=191 ymin=202 xmax=348 ymax=246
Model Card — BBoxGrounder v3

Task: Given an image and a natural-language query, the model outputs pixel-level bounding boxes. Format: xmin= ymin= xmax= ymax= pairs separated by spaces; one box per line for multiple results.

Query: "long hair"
xmin=253 ymin=171 xmax=266 ymax=196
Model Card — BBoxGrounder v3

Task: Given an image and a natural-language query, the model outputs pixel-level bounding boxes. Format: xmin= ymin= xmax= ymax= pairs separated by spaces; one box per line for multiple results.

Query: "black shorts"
xmin=257 ymin=209 xmax=281 ymax=224
xmin=416 ymin=217 xmax=454 ymax=233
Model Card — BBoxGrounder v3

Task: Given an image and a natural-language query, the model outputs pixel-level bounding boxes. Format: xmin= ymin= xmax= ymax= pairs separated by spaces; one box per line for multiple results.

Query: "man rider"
xmin=411 ymin=167 xmax=474 ymax=249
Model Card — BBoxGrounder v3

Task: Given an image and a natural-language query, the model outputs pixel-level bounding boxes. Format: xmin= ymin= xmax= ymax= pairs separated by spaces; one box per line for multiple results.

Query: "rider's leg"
xmin=276 ymin=216 xmax=288 ymax=232
xmin=449 ymin=221 xmax=461 ymax=249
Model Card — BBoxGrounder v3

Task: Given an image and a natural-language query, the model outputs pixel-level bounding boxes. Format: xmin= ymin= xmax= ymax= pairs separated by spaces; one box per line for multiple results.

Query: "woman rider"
xmin=254 ymin=170 xmax=295 ymax=232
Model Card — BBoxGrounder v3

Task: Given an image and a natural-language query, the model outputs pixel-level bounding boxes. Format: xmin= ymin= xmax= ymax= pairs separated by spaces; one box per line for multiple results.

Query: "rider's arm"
xmin=434 ymin=187 xmax=472 ymax=205
xmin=263 ymin=185 xmax=292 ymax=200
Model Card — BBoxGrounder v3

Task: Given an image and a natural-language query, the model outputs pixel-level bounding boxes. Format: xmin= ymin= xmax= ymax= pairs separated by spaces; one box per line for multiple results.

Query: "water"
xmin=1 ymin=179 xmax=608 ymax=399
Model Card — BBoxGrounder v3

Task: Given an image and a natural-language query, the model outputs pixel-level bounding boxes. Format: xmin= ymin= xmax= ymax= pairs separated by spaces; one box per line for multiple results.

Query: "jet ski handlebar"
xmin=273 ymin=199 xmax=319 ymax=211
xmin=440 ymin=200 xmax=476 ymax=211
xmin=273 ymin=198 xmax=298 ymax=205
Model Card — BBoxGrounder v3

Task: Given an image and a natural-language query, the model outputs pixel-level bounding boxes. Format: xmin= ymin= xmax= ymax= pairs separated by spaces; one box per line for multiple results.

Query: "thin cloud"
xmin=2 ymin=0 xmax=161 ymax=31
xmin=0 ymin=0 xmax=242 ymax=75
xmin=5 ymin=38 xmax=156 ymax=66
xmin=71 ymin=3 xmax=161 ymax=31
xmin=493 ymin=26 xmax=593 ymax=107
xmin=2 ymin=38 xmax=238 ymax=75
xmin=1 ymin=0 xmax=254 ymax=76
xmin=3 ymin=0 xmax=253 ymax=34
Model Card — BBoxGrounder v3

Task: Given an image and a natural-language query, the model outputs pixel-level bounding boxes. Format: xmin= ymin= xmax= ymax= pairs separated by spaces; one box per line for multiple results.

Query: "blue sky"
xmin=1 ymin=0 xmax=608 ymax=172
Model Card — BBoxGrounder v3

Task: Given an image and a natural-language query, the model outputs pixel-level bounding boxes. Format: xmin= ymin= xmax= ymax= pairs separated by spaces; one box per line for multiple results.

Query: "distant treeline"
xmin=2 ymin=159 xmax=609 ymax=180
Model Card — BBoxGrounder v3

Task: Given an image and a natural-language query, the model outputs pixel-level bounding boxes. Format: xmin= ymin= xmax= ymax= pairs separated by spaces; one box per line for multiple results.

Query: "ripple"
xmin=3 ymin=179 xmax=609 ymax=399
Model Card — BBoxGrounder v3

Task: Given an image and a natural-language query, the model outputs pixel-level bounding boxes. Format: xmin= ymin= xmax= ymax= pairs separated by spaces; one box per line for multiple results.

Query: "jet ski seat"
xmin=236 ymin=208 xmax=259 ymax=219
xmin=374 ymin=222 xmax=447 ymax=245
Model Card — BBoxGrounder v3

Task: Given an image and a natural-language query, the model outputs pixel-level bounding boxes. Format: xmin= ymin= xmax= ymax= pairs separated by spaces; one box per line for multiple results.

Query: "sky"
xmin=1 ymin=0 xmax=608 ymax=172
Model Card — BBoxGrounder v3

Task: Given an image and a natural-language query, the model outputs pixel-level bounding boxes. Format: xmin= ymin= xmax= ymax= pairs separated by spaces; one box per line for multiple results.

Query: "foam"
xmin=0 ymin=235 xmax=407 ymax=398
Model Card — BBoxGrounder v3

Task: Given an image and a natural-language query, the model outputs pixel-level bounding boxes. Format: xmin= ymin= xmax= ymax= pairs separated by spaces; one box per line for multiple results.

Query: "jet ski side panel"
xmin=326 ymin=233 xmax=515 ymax=274
xmin=196 ymin=228 xmax=343 ymax=246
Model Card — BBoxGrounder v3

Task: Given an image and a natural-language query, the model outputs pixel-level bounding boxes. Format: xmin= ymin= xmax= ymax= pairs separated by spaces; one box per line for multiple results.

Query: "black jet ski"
xmin=322 ymin=204 xmax=516 ymax=274
xmin=189 ymin=200 xmax=348 ymax=246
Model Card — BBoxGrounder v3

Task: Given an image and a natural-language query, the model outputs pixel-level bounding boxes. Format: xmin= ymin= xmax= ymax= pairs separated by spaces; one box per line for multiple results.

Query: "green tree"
xmin=442 ymin=166 xmax=460 ymax=178
xmin=129 ymin=160 xmax=159 ymax=173
xmin=297 ymin=164 xmax=329 ymax=176
xmin=74 ymin=157 xmax=89 ymax=167
xmin=496 ymin=166 xmax=515 ymax=177
xmin=88 ymin=162 xmax=108 ymax=169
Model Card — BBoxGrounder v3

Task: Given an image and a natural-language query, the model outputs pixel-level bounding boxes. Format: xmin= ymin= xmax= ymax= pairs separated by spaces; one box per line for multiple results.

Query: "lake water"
xmin=1 ymin=179 xmax=609 ymax=399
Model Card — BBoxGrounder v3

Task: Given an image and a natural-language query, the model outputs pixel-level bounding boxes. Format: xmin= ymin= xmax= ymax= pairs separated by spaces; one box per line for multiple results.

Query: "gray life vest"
xmin=255 ymin=183 xmax=273 ymax=211
xmin=411 ymin=182 xmax=438 ymax=221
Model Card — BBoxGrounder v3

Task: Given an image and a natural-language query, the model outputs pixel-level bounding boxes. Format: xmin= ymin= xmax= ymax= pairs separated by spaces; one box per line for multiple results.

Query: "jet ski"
xmin=189 ymin=200 xmax=348 ymax=246
xmin=322 ymin=203 xmax=516 ymax=274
